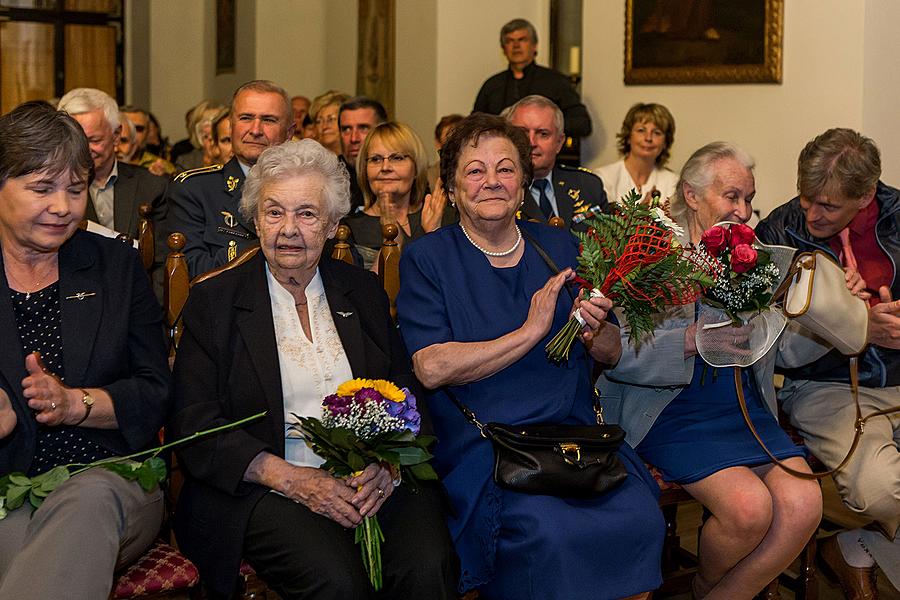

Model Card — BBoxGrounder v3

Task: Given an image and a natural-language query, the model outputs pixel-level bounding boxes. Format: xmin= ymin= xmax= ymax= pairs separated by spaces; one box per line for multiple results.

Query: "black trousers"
xmin=242 ymin=481 xmax=459 ymax=599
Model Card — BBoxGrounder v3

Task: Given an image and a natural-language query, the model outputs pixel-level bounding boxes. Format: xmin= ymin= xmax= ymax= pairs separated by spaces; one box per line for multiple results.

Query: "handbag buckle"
xmin=557 ymin=442 xmax=582 ymax=465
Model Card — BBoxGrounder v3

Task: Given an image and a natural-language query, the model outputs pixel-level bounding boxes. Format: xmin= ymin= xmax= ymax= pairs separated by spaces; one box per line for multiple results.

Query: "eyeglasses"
xmin=365 ymin=153 xmax=410 ymax=167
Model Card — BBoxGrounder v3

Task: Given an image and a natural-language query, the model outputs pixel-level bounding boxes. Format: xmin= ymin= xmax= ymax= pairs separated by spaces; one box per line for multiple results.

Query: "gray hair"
xmin=671 ymin=141 xmax=755 ymax=219
xmin=230 ymin=80 xmax=291 ymax=124
xmin=500 ymin=18 xmax=537 ymax=45
xmin=57 ymin=87 xmax=120 ymax=131
xmin=797 ymin=128 xmax=881 ymax=200
xmin=240 ymin=139 xmax=351 ymax=225
xmin=501 ymin=94 xmax=564 ymax=137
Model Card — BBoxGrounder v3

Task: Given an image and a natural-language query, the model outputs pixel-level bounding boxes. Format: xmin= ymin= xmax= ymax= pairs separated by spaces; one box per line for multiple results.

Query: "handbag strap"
xmin=519 ymin=226 xmax=576 ymax=302
xmin=735 ymin=357 xmax=900 ymax=479
xmin=443 ymin=385 xmax=607 ymax=434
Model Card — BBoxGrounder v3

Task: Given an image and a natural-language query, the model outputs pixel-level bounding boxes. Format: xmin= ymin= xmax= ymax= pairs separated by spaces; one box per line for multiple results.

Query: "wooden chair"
xmin=331 ymin=224 xmax=354 ymax=265
xmin=376 ymin=223 xmax=401 ymax=321
xmin=137 ymin=203 xmax=155 ymax=272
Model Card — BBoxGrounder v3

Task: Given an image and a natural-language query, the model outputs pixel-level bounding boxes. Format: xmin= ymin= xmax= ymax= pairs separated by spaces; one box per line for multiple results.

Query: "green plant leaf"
xmin=36 ymin=466 xmax=70 ymax=493
xmin=406 ymin=463 xmax=438 ymax=481
xmin=102 ymin=462 xmax=139 ymax=480
xmin=29 ymin=489 xmax=44 ymax=509
xmin=7 ymin=485 xmax=29 ymax=510
xmin=8 ymin=474 xmax=30 ymax=487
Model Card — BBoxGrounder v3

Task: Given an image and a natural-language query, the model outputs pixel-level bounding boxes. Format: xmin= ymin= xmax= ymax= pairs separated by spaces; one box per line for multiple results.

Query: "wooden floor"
xmin=657 ymin=478 xmax=899 ymax=599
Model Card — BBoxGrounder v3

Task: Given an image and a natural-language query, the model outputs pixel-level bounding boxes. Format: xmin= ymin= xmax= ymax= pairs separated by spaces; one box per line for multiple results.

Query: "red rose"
xmin=729 ymin=223 xmax=756 ymax=248
xmin=701 ymin=226 xmax=728 ymax=257
xmin=731 ymin=244 xmax=758 ymax=273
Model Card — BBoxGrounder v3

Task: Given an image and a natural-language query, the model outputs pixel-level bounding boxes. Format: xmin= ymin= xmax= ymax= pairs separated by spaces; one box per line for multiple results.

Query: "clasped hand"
xmin=285 ymin=463 xmax=395 ymax=528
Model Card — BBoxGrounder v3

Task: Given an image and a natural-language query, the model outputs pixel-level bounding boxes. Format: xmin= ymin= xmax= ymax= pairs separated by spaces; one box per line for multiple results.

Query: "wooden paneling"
xmin=64 ymin=23 xmax=116 ymax=96
xmin=0 ymin=21 xmax=55 ymax=114
xmin=64 ymin=0 xmax=117 ymax=13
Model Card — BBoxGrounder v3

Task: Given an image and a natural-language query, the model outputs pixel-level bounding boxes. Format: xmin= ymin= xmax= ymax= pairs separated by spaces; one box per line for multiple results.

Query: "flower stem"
xmin=66 ymin=411 xmax=267 ymax=476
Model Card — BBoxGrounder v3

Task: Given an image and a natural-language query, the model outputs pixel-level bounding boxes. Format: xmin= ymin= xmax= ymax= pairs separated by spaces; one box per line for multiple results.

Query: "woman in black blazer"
xmin=0 ymin=103 xmax=171 ymax=598
xmin=168 ymin=139 xmax=457 ymax=599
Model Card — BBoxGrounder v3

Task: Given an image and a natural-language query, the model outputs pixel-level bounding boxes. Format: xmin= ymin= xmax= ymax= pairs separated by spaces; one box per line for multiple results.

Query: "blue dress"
xmin=637 ymin=357 xmax=806 ymax=484
xmin=397 ymin=222 xmax=664 ymax=599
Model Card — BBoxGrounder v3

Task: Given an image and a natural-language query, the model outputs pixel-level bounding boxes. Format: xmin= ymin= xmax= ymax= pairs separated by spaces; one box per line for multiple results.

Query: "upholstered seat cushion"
xmin=111 ymin=540 xmax=199 ymax=599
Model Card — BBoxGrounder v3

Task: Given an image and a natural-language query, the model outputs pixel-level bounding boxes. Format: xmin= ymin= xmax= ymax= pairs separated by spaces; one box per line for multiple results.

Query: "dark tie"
xmin=534 ymin=179 xmax=554 ymax=220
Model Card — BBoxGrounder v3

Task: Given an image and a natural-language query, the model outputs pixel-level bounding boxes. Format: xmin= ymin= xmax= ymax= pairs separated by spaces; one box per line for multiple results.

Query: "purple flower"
xmin=323 ymin=393 xmax=351 ymax=416
xmin=353 ymin=387 xmax=384 ymax=408
xmin=384 ymin=398 xmax=405 ymax=418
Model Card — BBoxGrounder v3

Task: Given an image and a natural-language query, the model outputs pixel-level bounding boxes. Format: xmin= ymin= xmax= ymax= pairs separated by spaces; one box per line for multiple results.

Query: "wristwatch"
xmin=73 ymin=389 xmax=94 ymax=426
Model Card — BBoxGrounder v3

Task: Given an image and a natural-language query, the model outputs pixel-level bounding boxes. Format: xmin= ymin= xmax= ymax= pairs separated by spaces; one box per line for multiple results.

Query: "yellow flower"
xmin=372 ymin=379 xmax=406 ymax=403
xmin=335 ymin=378 xmax=374 ymax=397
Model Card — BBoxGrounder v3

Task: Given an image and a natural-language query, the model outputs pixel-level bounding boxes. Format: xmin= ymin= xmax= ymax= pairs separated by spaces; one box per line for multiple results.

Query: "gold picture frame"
xmin=625 ymin=0 xmax=783 ymax=85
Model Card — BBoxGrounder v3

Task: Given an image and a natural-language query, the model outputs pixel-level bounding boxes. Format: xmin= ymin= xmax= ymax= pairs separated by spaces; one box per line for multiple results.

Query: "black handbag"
xmin=446 ymin=387 xmax=628 ymax=497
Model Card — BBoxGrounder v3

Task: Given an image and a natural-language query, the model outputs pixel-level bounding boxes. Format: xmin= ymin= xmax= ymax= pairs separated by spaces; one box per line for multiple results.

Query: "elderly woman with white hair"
xmin=598 ymin=142 xmax=824 ymax=599
xmin=168 ymin=139 xmax=458 ymax=600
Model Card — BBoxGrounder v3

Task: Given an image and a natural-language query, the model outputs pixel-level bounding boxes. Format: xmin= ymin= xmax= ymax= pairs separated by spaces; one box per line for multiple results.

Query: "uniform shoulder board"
xmin=173 ymin=163 xmax=224 ymax=183
xmin=558 ymin=163 xmax=601 ymax=179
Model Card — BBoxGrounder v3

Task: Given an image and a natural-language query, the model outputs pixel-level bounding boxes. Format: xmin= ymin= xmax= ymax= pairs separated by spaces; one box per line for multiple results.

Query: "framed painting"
xmin=216 ymin=0 xmax=235 ymax=75
xmin=625 ymin=0 xmax=783 ymax=84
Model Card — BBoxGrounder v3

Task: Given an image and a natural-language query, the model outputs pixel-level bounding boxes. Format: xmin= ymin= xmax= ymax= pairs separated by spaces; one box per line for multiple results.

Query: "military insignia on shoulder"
xmin=568 ymin=188 xmax=581 ymax=202
xmin=173 ymin=163 xmax=224 ymax=183
xmin=221 ymin=211 xmax=237 ymax=228
xmin=226 ymin=175 xmax=239 ymax=192
xmin=577 ymin=166 xmax=596 ymax=175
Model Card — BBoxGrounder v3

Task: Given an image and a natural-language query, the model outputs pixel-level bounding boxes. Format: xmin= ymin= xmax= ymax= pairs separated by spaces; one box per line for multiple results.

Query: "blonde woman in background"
xmin=310 ymin=90 xmax=350 ymax=155
xmin=595 ymin=102 xmax=679 ymax=204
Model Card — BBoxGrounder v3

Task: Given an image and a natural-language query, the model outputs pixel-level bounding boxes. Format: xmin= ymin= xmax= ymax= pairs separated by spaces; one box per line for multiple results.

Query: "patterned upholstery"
xmin=111 ymin=540 xmax=199 ymax=599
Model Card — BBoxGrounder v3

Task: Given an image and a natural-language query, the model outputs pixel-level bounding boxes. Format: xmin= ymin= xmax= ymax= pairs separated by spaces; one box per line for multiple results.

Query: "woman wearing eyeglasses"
xmin=344 ymin=121 xmax=450 ymax=269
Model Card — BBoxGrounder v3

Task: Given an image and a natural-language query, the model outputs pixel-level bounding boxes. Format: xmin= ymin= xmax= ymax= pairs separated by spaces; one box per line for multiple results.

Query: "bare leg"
xmin=693 ymin=458 xmax=822 ymax=599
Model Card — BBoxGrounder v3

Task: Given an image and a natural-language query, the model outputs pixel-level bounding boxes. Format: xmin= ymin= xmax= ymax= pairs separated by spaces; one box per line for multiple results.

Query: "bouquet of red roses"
xmin=696 ymin=222 xmax=796 ymax=367
xmin=291 ymin=378 xmax=437 ymax=590
xmin=699 ymin=222 xmax=782 ymax=323
xmin=546 ymin=190 xmax=715 ymax=361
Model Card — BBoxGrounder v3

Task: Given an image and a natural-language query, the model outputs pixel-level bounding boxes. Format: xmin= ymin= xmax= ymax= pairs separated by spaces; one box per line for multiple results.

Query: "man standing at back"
xmin=756 ymin=128 xmax=900 ymax=600
xmin=57 ymin=88 xmax=168 ymax=240
xmin=504 ymin=95 xmax=607 ymax=230
xmin=474 ymin=18 xmax=591 ymax=140
xmin=338 ymin=96 xmax=387 ymax=212
xmin=166 ymin=80 xmax=294 ymax=277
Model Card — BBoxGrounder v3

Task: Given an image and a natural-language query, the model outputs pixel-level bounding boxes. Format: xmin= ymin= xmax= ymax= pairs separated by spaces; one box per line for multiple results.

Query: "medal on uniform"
xmin=226 ymin=176 xmax=239 ymax=192
xmin=227 ymin=240 xmax=237 ymax=261
xmin=221 ymin=211 xmax=237 ymax=228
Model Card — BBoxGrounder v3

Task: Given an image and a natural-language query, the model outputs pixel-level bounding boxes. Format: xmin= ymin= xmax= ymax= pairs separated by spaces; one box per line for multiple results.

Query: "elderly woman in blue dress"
xmin=598 ymin=142 xmax=823 ymax=599
xmin=397 ymin=113 xmax=664 ymax=600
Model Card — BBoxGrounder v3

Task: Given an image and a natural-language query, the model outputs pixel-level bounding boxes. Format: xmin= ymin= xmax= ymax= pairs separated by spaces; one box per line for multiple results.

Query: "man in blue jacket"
xmin=757 ymin=128 xmax=899 ymax=599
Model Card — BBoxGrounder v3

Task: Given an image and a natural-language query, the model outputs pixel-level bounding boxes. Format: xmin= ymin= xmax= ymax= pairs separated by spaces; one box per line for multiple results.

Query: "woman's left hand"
xmin=347 ymin=463 xmax=395 ymax=518
xmin=420 ymin=177 xmax=448 ymax=233
xmin=574 ymin=291 xmax=614 ymax=343
xmin=21 ymin=352 xmax=79 ymax=426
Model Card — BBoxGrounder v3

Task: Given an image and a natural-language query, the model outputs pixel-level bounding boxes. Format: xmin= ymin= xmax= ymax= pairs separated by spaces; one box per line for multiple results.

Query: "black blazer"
xmin=168 ymin=251 xmax=421 ymax=596
xmin=84 ymin=161 xmax=169 ymax=240
xmin=0 ymin=231 xmax=171 ymax=475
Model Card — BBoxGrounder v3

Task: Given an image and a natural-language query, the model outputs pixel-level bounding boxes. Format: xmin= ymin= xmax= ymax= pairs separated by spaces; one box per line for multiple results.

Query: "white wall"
xmin=581 ymin=1 xmax=875 ymax=215
xmin=863 ymin=0 xmax=900 ymax=187
xmin=148 ymin=0 xmax=209 ymax=141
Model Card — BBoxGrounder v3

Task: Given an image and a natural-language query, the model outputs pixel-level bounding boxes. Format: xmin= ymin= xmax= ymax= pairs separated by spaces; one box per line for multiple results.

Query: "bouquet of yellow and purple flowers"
xmin=290 ymin=378 xmax=437 ymax=590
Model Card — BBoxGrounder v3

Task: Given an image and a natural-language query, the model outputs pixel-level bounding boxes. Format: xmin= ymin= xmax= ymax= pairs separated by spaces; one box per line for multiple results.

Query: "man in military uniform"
xmin=503 ymin=95 xmax=608 ymax=231
xmin=474 ymin=18 xmax=591 ymax=140
xmin=165 ymin=80 xmax=294 ymax=278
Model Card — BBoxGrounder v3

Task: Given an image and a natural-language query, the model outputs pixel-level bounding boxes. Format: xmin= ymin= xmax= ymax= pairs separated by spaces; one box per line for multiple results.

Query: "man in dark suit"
xmin=58 ymin=88 xmax=168 ymax=240
xmin=338 ymin=96 xmax=387 ymax=213
xmin=504 ymin=95 xmax=608 ymax=231
xmin=165 ymin=80 xmax=294 ymax=278
xmin=474 ymin=18 xmax=591 ymax=139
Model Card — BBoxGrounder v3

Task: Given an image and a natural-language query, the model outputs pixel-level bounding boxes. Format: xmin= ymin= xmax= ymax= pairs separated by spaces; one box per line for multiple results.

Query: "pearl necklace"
xmin=460 ymin=224 xmax=522 ymax=257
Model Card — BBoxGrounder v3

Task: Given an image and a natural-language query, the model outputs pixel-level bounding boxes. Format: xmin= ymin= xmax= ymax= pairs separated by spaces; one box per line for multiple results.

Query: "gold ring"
xmin=377 ymin=488 xmax=385 ymax=498
xmin=50 ymin=402 xmax=57 ymax=410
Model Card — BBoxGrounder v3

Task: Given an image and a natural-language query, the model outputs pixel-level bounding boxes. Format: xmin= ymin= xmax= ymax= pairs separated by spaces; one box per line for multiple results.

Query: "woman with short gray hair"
xmin=170 ymin=139 xmax=458 ymax=599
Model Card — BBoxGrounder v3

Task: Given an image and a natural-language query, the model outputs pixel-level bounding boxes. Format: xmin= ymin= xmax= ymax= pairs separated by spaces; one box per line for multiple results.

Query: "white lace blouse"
xmin=266 ymin=264 xmax=353 ymax=468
